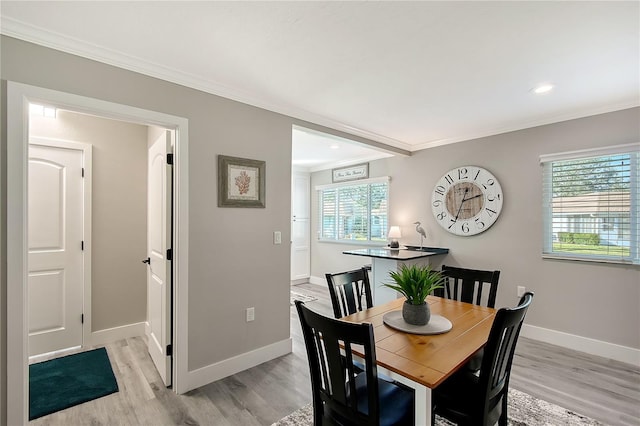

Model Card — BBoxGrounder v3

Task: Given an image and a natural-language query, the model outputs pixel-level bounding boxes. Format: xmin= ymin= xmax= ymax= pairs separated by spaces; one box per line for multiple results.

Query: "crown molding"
xmin=412 ymin=100 xmax=640 ymax=152
xmin=3 ymin=16 xmax=638 ymax=155
xmin=0 ymin=16 xmax=411 ymax=151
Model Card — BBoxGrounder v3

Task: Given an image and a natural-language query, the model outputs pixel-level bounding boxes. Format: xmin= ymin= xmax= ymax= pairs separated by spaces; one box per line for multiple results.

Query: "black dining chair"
xmin=439 ymin=265 xmax=501 ymax=308
xmin=439 ymin=265 xmax=501 ymax=371
xmin=296 ymin=301 xmax=414 ymax=426
xmin=432 ymin=292 xmax=534 ymax=426
xmin=325 ymin=267 xmax=374 ymax=319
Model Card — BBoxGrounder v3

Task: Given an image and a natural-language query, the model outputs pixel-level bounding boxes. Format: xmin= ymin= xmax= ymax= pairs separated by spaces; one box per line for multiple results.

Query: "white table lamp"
xmin=388 ymin=226 xmax=402 ymax=248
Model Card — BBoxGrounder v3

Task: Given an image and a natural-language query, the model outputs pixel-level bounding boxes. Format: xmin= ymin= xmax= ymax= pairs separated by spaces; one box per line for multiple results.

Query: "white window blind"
xmin=541 ymin=144 xmax=639 ymax=264
xmin=318 ymin=178 xmax=389 ymax=243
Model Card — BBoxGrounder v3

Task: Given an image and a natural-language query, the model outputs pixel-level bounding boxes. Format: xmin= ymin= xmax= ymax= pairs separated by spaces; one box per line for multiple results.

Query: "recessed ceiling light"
xmin=330 ymin=144 xmax=340 ymax=149
xmin=533 ymin=84 xmax=554 ymax=94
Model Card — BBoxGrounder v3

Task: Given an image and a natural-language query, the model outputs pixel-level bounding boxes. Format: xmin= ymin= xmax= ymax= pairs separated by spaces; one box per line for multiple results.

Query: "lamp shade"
xmin=388 ymin=226 xmax=402 ymax=239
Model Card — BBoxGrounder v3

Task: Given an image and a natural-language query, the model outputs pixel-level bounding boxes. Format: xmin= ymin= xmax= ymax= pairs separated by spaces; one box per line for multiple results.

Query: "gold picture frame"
xmin=217 ymin=155 xmax=266 ymax=208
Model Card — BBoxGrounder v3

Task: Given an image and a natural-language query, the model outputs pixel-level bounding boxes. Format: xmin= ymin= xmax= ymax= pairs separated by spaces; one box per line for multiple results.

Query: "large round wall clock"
xmin=431 ymin=166 xmax=503 ymax=236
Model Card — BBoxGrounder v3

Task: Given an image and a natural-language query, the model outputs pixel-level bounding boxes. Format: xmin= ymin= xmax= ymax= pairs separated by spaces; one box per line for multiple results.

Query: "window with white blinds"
xmin=318 ymin=178 xmax=389 ymax=243
xmin=541 ymin=144 xmax=639 ymax=264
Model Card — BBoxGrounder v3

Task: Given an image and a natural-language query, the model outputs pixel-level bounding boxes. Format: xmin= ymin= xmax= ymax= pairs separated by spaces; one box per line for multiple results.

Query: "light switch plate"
xmin=246 ymin=307 xmax=255 ymax=322
xmin=274 ymin=231 xmax=282 ymax=244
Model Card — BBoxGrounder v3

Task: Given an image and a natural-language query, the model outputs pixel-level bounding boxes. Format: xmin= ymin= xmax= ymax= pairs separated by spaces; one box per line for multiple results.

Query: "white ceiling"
xmin=292 ymin=126 xmax=394 ymax=172
xmin=2 ymin=1 xmax=638 ymax=170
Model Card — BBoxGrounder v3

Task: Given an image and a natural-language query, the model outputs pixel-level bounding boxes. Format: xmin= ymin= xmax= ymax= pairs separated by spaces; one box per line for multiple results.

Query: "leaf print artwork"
xmin=235 ymin=170 xmax=251 ymax=195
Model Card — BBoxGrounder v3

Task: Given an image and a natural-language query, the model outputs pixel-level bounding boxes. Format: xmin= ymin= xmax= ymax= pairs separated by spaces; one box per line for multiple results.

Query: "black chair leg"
xmin=499 ymin=395 xmax=508 ymax=426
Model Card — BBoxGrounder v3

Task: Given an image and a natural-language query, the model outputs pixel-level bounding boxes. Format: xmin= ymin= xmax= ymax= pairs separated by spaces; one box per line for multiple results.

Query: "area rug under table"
xmin=272 ymin=388 xmax=604 ymax=426
xmin=29 ymin=347 xmax=119 ymax=420
xmin=291 ymin=291 xmax=318 ymax=305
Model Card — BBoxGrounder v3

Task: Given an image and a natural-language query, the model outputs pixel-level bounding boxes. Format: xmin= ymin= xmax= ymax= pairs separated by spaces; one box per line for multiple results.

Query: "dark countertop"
xmin=342 ymin=246 xmax=449 ymax=260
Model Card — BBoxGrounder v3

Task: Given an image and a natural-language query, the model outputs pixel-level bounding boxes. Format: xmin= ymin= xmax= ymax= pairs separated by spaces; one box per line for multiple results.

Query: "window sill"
xmin=542 ymin=254 xmax=639 ymax=267
xmin=318 ymin=239 xmax=387 ymax=247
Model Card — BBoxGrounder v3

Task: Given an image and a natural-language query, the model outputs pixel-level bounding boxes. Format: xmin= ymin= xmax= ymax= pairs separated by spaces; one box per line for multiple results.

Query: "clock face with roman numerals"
xmin=431 ymin=166 xmax=503 ymax=236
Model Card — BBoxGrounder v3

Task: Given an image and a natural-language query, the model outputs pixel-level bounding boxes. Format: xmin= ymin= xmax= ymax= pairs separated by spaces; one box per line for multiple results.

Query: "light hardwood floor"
xmin=30 ymin=283 xmax=639 ymax=426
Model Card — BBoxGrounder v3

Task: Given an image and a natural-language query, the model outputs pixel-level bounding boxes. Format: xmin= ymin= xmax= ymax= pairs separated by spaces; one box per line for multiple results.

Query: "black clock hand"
xmin=454 ymin=192 xmax=484 ymax=222
xmin=453 ymin=188 xmax=469 ymax=222
xmin=464 ymin=193 xmax=483 ymax=202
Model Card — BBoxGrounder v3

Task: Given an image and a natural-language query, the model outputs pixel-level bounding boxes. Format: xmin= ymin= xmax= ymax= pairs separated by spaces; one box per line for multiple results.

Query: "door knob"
xmin=142 ymin=257 xmax=150 ymax=265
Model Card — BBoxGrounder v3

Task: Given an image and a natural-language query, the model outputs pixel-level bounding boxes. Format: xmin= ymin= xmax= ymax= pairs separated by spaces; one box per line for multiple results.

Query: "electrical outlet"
xmin=246 ymin=307 xmax=255 ymax=322
xmin=517 ymin=286 xmax=526 ymax=297
xmin=274 ymin=231 xmax=282 ymax=245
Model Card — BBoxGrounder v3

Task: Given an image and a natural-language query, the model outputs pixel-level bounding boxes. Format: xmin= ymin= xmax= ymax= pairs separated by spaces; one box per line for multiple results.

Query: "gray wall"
xmin=1 ymin=34 xmax=639 ymax=424
xmin=30 ymin=110 xmax=148 ymax=332
xmin=0 ymin=34 xmax=301 ymax=394
xmin=312 ymin=107 xmax=640 ymax=350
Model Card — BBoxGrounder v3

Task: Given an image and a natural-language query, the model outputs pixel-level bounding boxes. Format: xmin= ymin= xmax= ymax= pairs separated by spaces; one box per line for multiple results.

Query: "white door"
xmin=146 ymin=130 xmax=173 ymax=386
xmin=28 ymin=143 xmax=84 ymax=356
xmin=291 ymin=172 xmax=310 ymax=282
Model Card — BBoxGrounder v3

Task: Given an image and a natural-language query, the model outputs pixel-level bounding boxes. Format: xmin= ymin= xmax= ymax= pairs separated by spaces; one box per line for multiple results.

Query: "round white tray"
xmin=382 ymin=311 xmax=452 ymax=335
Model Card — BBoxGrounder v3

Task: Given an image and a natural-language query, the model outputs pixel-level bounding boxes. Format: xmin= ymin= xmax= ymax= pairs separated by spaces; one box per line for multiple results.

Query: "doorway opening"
xmin=7 ymin=82 xmax=190 ymax=425
xmin=27 ymin=107 xmax=174 ymax=390
xmin=290 ymin=125 xmax=394 ymax=287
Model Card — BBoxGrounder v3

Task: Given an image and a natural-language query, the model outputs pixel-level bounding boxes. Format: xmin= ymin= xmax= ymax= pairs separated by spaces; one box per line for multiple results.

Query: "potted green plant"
xmin=383 ymin=264 xmax=445 ymax=325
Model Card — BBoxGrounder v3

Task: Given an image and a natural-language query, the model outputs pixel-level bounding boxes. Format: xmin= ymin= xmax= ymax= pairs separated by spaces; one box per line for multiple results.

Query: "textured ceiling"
xmin=2 ymin=1 xmax=638 ymax=165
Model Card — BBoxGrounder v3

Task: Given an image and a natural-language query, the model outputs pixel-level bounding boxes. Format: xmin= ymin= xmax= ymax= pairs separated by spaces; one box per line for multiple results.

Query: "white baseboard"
xmin=185 ymin=337 xmax=293 ymax=392
xmin=521 ymin=324 xmax=640 ymax=366
xmin=309 ymin=275 xmax=325 ymax=286
xmin=29 ymin=345 xmax=82 ymax=363
xmin=88 ymin=322 xmax=146 ymax=347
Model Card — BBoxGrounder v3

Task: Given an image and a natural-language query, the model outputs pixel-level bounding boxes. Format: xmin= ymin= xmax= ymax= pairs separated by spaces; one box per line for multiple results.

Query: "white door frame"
xmin=28 ymin=137 xmax=93 ymax=356
xmin=7 ymin=81 xmax=190 ymax=425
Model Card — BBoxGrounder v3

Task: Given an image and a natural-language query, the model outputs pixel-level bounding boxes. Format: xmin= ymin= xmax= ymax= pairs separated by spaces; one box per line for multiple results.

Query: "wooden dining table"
xmin=341 ymin=296 xmax=497 ymax=426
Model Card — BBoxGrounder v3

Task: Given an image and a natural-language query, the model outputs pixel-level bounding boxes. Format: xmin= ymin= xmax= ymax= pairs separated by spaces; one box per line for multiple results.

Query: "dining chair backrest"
xmin=295 ymin=300 xmax=381 ymax=425
xmin=440 ymin=265 xmax=500 ymax=308
xmin=325 ymin=267 xmax=374 ymax=318
xmin=433 ymin=292 xmax=534 ymax=426
xmin=477 ymin=291 xmax=534 ymax=425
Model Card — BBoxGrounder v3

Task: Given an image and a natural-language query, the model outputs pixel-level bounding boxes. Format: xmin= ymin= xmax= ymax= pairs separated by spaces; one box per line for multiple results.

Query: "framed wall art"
xmin=217 ymin=155 xmax=266 ymax=208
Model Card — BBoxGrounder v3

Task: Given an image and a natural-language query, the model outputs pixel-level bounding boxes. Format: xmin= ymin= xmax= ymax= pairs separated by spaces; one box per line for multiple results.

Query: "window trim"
xmin=316 ymin=176 xmax=390 ymax=244
xmin=539 ymin=143 xmax=639 ymax=163
xmin=315 ymin=176 xmax=390 ymax=191
xmin=540 ymin=143 xmax=640 ymax=265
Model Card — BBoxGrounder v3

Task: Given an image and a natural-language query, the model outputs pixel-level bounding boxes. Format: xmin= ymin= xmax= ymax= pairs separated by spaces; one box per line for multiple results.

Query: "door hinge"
xmin=167 ymin=248 xmax=173 ymax=261
xmin=166 ymin=344 xmax=173 ymax=356
xmin=81 ymin=314 xmax=84 ymax=324
xmin=81 ymin=167 xmax=85 ymax=177
xmin=167 ymin=153 xmax=174 ymax=165
xmin=81 ymin=241 xmax=84 ymax=251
